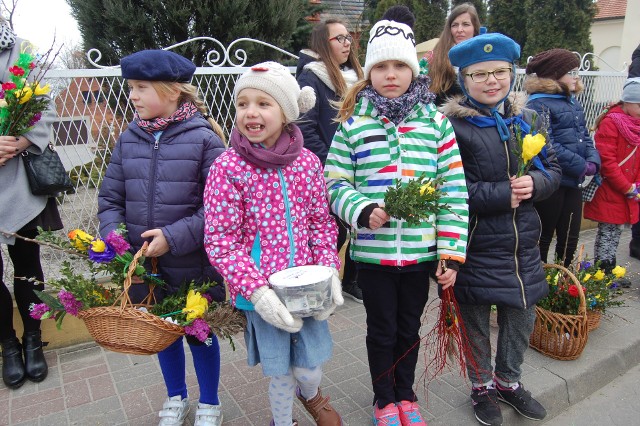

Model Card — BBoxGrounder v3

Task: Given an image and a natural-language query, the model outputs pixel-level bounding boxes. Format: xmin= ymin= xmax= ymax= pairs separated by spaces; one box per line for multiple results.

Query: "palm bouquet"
xmin=0 ymin=42 xmax=58 ymax=136
xmin=383 ymin=174 xmax=452 ymax=226
xmin=511 ymin=113 xmax=550 ymax=178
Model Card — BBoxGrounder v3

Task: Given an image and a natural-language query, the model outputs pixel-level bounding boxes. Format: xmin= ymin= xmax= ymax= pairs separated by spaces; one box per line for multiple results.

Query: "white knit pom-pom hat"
xmin=364 ymin=19 xmax=419 ymax=79
xmin=234 ymin=61 xmax=316 ymax=124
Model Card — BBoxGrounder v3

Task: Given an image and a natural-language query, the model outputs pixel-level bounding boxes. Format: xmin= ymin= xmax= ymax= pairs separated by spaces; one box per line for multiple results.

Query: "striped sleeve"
xmin=434 ymin=114 xmax=469 ymax=263
xmin=324 ymin=121 xmax=376 ymax=228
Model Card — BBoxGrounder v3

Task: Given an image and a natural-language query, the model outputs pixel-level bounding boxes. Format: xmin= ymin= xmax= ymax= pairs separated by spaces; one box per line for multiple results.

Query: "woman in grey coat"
xmin=0 ymin=19 xmax=60 ymax=389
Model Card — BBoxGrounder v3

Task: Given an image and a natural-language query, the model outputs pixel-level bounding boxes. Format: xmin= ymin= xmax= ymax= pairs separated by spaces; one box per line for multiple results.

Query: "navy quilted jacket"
xmin=98 ymin=114 xmax=226 ymax=299
xmin=524 ymin=76 xmax=600 ymax=188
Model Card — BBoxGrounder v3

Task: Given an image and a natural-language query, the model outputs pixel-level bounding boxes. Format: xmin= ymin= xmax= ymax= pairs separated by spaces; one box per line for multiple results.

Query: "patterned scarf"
xmin=230 ymin=124 xmax=303 ymax=169
xmin=0 ymin=24 xmax=16 ymax=51
xmin=357 ymin=75 xmax=436 ymax=124
xmin=609 ymin=110 xmax=640 ymax=146
xmin=134 ymin=102 xmax=198 ymax=134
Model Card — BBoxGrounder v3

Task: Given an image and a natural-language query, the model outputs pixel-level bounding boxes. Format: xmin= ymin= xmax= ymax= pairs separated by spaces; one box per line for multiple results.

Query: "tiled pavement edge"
xmin=1 ymin=228 xmax=639 ymax=425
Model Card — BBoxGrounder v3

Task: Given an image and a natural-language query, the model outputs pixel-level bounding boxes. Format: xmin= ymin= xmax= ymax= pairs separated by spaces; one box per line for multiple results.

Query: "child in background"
xmin=441 ymin=33 xmax=561 ymax=425
xmin=97 ymin=50 xmax=226 ymax=426
xmin=204 ymin=62 xmax=343 ymax=426
xmin=584 ymin=78 xmax=640 ymax=273
xmin=324 ymin=13 xmax=469 ymax=425
xmin=525 ymin=48 xmax=601 ymax=267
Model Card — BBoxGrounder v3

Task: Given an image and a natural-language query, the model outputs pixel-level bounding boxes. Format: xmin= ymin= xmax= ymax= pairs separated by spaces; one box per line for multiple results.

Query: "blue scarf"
xmin=465 ymin=113 xmax=550 ymax=178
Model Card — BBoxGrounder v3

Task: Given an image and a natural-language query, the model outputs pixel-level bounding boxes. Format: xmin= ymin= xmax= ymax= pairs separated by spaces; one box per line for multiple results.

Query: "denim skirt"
xmin=244 ymin=310 xmax=333 ymax=376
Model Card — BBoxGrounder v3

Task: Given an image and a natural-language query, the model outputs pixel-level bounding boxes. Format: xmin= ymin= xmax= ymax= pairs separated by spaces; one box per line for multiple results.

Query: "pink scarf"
xmin=135 ymin=102 xmax=198 ymax=134
xmin=230 ymin=124 xmax=303 ymax=169
xmin=609 ymin=110 xmax=640 ymax=146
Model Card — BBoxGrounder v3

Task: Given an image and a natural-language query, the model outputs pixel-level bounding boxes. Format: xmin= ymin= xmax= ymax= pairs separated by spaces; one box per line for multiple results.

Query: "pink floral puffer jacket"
xmin=203 ymin=147 xmax=340 ymax=306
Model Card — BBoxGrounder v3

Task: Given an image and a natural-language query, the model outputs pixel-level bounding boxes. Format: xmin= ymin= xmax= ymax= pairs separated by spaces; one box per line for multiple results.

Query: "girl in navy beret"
xmin=97 ymin=49 xmax=227 ymax=426
xmin=441 ymin=33 xmax=562 ymax=426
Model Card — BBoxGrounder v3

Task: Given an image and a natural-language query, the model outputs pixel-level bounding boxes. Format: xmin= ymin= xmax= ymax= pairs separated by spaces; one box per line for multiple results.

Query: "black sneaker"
xmin=342 ymin=281 xmax=363 ymax=303
xmin=496 ymin=382 xmax=547 ymax=421
xmin=471 ymin=387 xmax=503 ymax=425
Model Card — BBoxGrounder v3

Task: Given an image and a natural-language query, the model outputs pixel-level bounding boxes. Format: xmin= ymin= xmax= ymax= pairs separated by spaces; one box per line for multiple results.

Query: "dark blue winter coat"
xmin=296 ymin=50 xmax=361 ymax=164
xmin=440 ymin=95 xmax=562 ymax=309
xmin=524 ymin=76 xmax=601 ymax=188
xmin=98 ymin=113 xmax=226 ymax=301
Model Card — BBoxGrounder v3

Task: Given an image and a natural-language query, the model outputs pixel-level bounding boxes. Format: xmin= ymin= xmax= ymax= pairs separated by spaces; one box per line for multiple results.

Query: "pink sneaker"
xmin=373 ymin=403 xmax=401 ymax=425
xmin=397 ymin=401 xmax=427 ymax=425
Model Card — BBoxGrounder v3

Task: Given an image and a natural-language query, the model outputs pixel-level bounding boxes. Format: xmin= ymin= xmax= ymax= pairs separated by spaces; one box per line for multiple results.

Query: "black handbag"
xmin=21 ymin=143 xmax=74 ymax=196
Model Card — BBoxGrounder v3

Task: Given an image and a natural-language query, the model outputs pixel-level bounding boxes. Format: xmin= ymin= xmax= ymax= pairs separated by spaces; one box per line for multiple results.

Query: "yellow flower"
xmin=612 ymin=265 xmax=626 ymax=278
xmin=583 ymin=273 xmax=592 ymax=282
xmin=0 ymin=99 xmax=7 ymax=108
xmin=420 ymin=184 xmax=435 ymax=195
xmin=68 ymin=229 xmax=94 ymax=251
xmin=182 ymin=290 xmax=208 ymax=321
xmin=34 ymin=83 xmax=50 ymax=95
xmin=522 ymin=133 xmax=546 ymax=163
xmin=90 ymin=239 xmax=106 ymax=253
xmin=594 ymin=270 xmax=605 ymax=281
xmin=596 ymin=294 xmax=601 ymax=300
xmin=18 ymin=87 xmax=33 ymax=104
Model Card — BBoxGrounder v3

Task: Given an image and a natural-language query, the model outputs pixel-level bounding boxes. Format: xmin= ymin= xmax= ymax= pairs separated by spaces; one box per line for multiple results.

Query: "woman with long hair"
xmin=429 ymin=2 xmax=482 ymax=106
xmin=296 ymin=19 xmax=364 ymax=302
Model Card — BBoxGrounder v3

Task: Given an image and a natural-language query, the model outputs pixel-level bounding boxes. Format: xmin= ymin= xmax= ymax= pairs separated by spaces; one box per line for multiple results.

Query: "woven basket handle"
xmin=116 ymin=242 xmax=158 ymax=311
xmin=543 ymin=263 xmax=587 ymax=317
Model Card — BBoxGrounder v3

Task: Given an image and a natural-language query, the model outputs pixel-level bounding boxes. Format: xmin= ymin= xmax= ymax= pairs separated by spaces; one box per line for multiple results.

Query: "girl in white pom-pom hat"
xmin=324 ymin=11 xmax=469 ymax=426
xmin=204 ymin=61 xmax=344 ymax=426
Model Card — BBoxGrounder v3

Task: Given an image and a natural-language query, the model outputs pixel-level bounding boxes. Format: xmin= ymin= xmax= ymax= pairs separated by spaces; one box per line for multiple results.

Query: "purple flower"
xmin=579 ymin=261 xmax=592 ymax=271
xmin=202 ymin=293 xmax=212 ymax=303
xmin=88 ymin=239 xmax=116 ymax=263
xmin=28 ymin=112 xmax=42 ymax=127
xmin=105 ymin=231 xmax=131 ymax=255
xmin=29 ymin=303 xmax=50 ymax=320
xmin=184 ymin=318 xmax=211 ymax=342
xmin=59 ymin=289 xmax=83 ymax=316
xmin=610 ymin=282 xmax=619 ymax=289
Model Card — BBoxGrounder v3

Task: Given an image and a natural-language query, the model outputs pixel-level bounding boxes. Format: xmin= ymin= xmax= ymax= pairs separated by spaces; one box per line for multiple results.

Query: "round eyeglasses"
xmin=464 ymin=67 xmax=512 ymax=83
xmin=566 ymin=70 xmax=580 ymax=78
xmin=329 ymin=34 xmax=353 ymax=45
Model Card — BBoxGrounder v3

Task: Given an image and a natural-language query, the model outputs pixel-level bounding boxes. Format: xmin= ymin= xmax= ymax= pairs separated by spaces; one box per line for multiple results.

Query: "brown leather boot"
xmin=296 ymin=387 xmax=342 ymax=426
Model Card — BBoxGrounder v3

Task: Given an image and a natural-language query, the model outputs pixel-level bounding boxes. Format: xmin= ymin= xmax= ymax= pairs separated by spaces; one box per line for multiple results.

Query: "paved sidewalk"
xmin=1 ymin=228 xmax=639 ymax=426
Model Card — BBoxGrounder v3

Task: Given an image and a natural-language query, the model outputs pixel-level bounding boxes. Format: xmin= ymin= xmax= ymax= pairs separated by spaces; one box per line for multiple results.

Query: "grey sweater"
xmin=0 ymin=38 xmax=57 ymax=244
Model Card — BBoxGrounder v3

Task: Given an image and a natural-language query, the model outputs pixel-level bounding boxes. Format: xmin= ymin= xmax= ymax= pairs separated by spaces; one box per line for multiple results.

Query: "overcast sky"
xmin=12 ymin=0 xmax=81 ymax=51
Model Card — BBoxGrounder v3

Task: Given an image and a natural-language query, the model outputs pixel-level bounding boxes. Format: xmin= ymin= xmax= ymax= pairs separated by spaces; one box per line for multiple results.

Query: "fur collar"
xmin=303 ymin=56 xmax=359 ymax=93
xmin=439 ymin=92 xmax=529 ymax=119
xmin=524 ymin=74 xmax=584 ymax=97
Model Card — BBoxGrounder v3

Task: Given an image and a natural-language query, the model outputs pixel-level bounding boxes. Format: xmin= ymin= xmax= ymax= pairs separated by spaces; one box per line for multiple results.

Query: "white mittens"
xmin=250 ymin=286 xmax=303 ymax=333
xmin=313 ymin=268 xmax=344 ymax=321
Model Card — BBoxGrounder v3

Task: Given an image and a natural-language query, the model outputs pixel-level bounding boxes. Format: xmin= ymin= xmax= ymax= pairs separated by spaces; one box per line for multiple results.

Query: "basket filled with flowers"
xmin=529 ymin=263 xmax=588 ymax=360
xmin=571 ymin=258 xmax=626 ymax=331
xmin=8 ymin=226 xmax=245 ymax=355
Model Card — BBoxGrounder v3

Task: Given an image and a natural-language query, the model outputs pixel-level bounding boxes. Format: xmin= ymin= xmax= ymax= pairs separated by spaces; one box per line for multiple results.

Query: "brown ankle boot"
xmin=296 ymin=387 xmax=342 ymax=426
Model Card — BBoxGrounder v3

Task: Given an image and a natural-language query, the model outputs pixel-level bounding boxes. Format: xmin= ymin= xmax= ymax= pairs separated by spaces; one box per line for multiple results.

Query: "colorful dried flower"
xmin=184 ymin=318 xmax=212 ymax=342
xmin=68 ymin=229 xmax=94 ymax=251
xmin=105 ymin=230 xmax=131 ymax=255
xmin=58 ymin=289 xmax=83 ymax=316
xmin=29 ymin=303 xmax=51 ymax=320
xmin=183 ymin=290 xmax=209 ymax=321
xmin=612 ymin=265 xmax=626 ymax=279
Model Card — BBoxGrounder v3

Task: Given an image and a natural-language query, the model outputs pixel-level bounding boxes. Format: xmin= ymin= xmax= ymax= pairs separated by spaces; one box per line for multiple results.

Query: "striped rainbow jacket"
xmin=324 ymin=97 xmax=468 ymax=267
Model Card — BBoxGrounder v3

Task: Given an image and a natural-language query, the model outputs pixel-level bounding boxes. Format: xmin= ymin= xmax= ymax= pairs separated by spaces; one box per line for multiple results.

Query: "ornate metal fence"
xmin=1 ymin=41 xmax=630 ymax=283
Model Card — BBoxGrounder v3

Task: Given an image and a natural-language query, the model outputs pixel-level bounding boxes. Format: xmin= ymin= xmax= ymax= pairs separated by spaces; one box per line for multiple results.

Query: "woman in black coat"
xmin=296 ymin=18 xmax=364 ymax=301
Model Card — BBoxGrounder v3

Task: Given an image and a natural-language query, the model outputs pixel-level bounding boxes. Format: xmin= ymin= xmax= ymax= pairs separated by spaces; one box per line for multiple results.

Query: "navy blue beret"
xmin=120 ymin=50 xmax=196 ymax=82
xmin=449 ymin=33 xmax=521 ymax=70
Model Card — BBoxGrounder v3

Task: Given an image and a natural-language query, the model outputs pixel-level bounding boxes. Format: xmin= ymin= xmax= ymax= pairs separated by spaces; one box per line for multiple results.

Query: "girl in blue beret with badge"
xmin=97 ymin=49 xmax=227 ymax=426
xmin=440 ymin=34 xmax=561 ymax=426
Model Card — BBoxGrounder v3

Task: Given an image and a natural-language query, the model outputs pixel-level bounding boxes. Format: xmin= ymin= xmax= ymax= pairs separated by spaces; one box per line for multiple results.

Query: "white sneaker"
xmin=158 ymin=395 xmax=190 ymax=425
xmin=194 ymin=402 xmax=223 ymax=426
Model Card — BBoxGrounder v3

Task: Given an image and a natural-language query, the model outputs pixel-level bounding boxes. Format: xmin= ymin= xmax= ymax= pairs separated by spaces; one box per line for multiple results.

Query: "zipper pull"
xmin=154 ymin=139 xmax=159 ymax=150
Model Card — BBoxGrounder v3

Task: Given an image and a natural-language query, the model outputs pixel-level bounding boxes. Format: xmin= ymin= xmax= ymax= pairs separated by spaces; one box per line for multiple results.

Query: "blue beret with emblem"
xmin=448 ymin=33 xmax=520 ymax=70
xmin=121 ymin=49 xmax=196 ymax=82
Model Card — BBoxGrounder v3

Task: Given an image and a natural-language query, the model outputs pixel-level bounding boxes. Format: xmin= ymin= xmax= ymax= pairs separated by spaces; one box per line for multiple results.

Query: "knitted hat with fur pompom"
xmin=234 ymin=61 xmax=316 ymax=124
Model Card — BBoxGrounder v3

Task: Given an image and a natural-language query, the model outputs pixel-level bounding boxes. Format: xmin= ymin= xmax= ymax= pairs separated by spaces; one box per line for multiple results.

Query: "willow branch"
xmin=0 ymin=230 xmax=87 ymax=258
